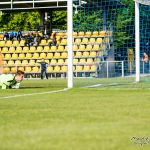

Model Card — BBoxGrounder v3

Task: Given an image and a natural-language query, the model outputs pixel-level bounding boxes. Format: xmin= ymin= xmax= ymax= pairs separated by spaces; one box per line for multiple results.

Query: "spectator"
xmin=34 ymin=33 xmax=41 ymax=46
xmin=37 ymin=58 xmax=48 ymax=79
xmin=9 ymin=31 xmax=15 ymax=40
xmin=49 ymin=32 xmax=57 ymax=46
xmin=143 ymin=52 xmax=149 ymax=73
xmin=17 ymin=31 xmax=22 ymax=41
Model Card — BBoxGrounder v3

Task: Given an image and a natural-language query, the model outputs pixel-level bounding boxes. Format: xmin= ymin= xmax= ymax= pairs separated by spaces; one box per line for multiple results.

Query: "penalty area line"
xmin=0 ymin=88 xmax=70 ymax=100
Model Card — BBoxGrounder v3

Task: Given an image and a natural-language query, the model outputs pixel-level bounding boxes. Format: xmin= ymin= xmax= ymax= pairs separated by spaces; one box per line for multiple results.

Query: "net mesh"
xmin=73 ymin=0 xmax=150 ymax=88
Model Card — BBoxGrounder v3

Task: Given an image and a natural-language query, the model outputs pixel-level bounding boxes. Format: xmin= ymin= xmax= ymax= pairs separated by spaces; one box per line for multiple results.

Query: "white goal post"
xmin=67 ymin=0 xmax=73 ymax=88
xmin=135 ymin=0 xmax=150 ymax=82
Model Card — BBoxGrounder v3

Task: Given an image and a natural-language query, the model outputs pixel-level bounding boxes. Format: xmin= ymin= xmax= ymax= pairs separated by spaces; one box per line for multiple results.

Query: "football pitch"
xmin=0 ymin=79 xmax=150 ymax=150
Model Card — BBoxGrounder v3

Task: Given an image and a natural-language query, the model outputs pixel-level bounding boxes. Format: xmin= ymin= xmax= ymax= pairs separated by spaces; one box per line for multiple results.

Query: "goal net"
xmin=73 ymin=0 xmax=150 ymax=88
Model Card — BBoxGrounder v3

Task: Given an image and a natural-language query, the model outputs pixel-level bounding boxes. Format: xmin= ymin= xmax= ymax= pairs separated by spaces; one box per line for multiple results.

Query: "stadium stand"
xmin=0 ymin=30 xmax=112 ymax=77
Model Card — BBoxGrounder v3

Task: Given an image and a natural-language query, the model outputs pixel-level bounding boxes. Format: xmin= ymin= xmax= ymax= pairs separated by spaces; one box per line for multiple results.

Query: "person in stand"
xmin=48 ymin=32 xmax=57 ymax=46
xmin=143 ymin=52 xmax=149 ymax=73
xmin=0 ymin=70 xmax=24 ymax=89
xmin=37 ymin=58 xmax=48 ymax=79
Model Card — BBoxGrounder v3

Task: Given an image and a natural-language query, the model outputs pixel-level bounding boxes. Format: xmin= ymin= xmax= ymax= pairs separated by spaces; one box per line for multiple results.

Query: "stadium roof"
xmin=0 ymin=0 xmax=124 ymax=11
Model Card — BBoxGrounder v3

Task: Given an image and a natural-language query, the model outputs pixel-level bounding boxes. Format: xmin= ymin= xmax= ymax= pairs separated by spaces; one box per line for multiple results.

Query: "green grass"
xmin=0 ymin=79 xmax=150 ymax=150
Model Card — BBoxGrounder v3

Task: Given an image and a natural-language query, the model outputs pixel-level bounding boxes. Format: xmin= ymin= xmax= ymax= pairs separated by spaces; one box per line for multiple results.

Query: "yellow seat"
xmin=0 ymin=41 xmax=5 ymax=47
xmin=30 ymin=46 xmax=36 ymax=52
xmin=32 ymin=66 xmax=39 ymax=72
xmin=16 ymin=47 xmax=22 ymax=52
xmin=92 ymin=31 xmax=99 ymax=36
xmin=82 ymin=38 xmax=88 ymax=44
xmin=12 ymin=53 xmax=18 ymax=59
xmin=61 ymin=66 xmax=67 ymax=72
xmin=26 ymin=53 xmax=32 ymax=58
xmin=19 ymin=53 xmax=25 ymax=59
xmin=57 ymin=32 xmax=65 ymax=37
xmin=83 ymin=65 xmax=90 ymax=71
xmin=25 ymin=66 xmax=32 ymax=72
xmin=54 ymin=52 xmax=60 ymax=58
xmin=93 ymin=44 xmax=100 ymax=51
xmin=15 ymin=60 xmax=22 ymax=66
xmin=23 ymin=46 xmax=29 ymax=52
xmin=79 ymin=45 xmax=85 ymax=51
xmin=29 ymin=60 xmax=35 ymax=65
xmin=37 ymin=46 xmax=43 ymax=51
xmin=87 ymin=58 xmax=94 ymax=64
xmin=0 ymin=33 xmax=3 ymax=40
xmin=65 ymin=59 xmax=68 ymax=63
xmin=8 ymin=60 xmax=15 ymax=66
xmin=47 ymin=39 xmax=52 ymax=44
xmin=33 ymin=53 xmax=39 ymax=59
xmin=73 ymin=32 xmax=77 ymax=37
xmin=51 ymin=46 xmax=57 ymax=51
xmin=75 ymin=52 xmax=82 ymax=57
xmin=86 ymin=45 xmax=92 ymax=51
xmin=20 ymin=40 xmax=25 ymax=46
xmin=65 ymin=46 xmax=68 ymax=51
xmin=9 ymin=47 xmax=15 ymax=53
xmin=2 ymin=47 xmax=8 ymax=53
xmin=58 ymin=45 xmax=64 ymax=51
xmin=1 ymin=54 xmax=4 ymax=59
xmin=51 ymin=59 xmax=57 ymax=64
xmin=80 ymin=58 xmax=86 ymax=63
xmin=73 ymin=59 xmax=78 ymax=64
xmin=13 ymin=40 xmax=19 ymax=46
xmin=5 ymin=40 xmax=12 ymax=46
xmin=96 ymin=38 xmax=103 ymax=43
xmin=91 ymin=65 xmax=97 ymax=71
xmin=47 ymin=66 xmax=53 ymax=72
xmin=44 ymin=46 xmax=50 ymax=51
xmin=61 ymin=39 xmax=67 ymax=45
xmin=78 ymin=32 xmax=84 ymax=36
xmin=40 ymin=53 xmax=46 ymax=58
xmin=73 ymin=45 xmax=78 ymax=51
xmin=22 ymin=60 xmax=28 ymax=65
xmin=3 ymin=67 xmax=10 ymax=73
xmin=18 ymin=67 xmax=24 ymax=72
xmin=40 ymin=39 xmax=47 ymax=45
xmin=83 ymin=52 xmax=89 ymax=57
xmin=54 ymin=66 xmax=60 ymax=72
xmin=47 ymin=53 xmax=53 ymax=58
xmin=90 ymin=51 xmax=97 ymax=57
xmin=11 ymin=67 xmax=17 ymax=73
xmin=61 ymin=52 xmax=68 ymax=58
xmin=58 ymin=59 xmax=64 ymax=64
xmin=89 ymin=38 xmax=96 ymax=44
xmin=74 ymin=38 xmax=81 ymax=44
xmin=75 ymin=66 xmax=83 ymax=71
xmin=99 ymin=31 xmax=106 ymax=37
xmin=85 ymin=31 xmax=92 ymax=36
xmin=3 ymin=60 xmax=7 ymax=65
xmin=5 ymin=54 xmax=11 ymax=59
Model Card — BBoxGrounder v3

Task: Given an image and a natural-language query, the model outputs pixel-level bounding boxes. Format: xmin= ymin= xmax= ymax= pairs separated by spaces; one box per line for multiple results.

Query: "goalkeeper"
xmin=0 ymin=70 xmax=24 ymax=89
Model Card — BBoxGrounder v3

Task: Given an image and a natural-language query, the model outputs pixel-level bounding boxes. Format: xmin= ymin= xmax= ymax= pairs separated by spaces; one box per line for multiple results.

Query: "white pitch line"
xmin=82 ymin=84 xmax=102 ymax=88
xmin=0 ymin=88 xmax=70 ymax=100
